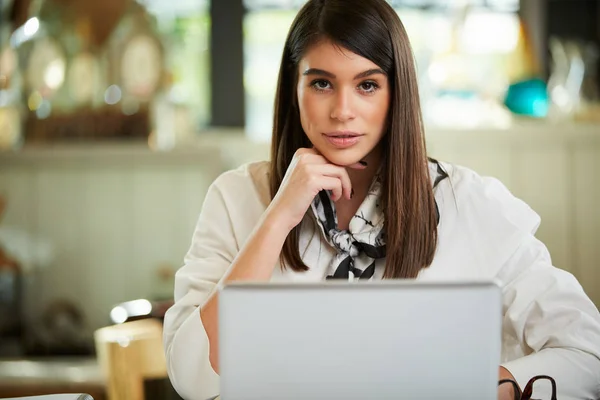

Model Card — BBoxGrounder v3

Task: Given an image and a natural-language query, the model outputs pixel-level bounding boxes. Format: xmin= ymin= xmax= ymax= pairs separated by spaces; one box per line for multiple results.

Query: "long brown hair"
xmin=270 ymin=0 xmax=438 ymax=279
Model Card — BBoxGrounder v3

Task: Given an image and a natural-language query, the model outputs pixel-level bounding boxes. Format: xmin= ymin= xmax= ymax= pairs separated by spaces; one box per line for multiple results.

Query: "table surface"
xmin=0 ymin=357 xmax=104 ymax=385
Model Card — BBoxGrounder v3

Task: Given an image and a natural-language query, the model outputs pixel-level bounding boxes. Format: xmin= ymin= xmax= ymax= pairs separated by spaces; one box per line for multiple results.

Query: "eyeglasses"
xmin=499 ymin=375 xmax=557 ymax=400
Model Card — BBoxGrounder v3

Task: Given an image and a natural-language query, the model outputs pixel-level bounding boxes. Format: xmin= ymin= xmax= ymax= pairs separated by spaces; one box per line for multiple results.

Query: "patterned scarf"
xmin=311 ymin=175 xmax=386 ymax=281
xmin=310 ymin=160 xmax=447 ymax=281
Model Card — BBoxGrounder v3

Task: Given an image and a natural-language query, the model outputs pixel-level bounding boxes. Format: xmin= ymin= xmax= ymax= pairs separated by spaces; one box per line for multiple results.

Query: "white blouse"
xmin=163 ymin=161 xmax=600 ymax=400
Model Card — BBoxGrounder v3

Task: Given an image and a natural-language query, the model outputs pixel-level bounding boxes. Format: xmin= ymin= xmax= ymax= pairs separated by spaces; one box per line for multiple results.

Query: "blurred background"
xmin=0 ymin=0 xmax=598 ymax=399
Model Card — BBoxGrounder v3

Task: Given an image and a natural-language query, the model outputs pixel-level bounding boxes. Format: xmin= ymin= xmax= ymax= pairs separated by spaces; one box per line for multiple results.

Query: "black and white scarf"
xmin=310 ymin=160 xmax=448 ymax=281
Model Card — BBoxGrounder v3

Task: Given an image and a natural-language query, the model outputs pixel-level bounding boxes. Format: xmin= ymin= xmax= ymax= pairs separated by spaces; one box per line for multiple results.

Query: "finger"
xmin=313 ymin=164 xmax=353 ymax=200
xmin=296 ymin=147 xmax=319 ymax=156
xmin=319 ymin=176 xmax=343 ymax=202
xmin=294 ymin=149 xmax=329 ymax=166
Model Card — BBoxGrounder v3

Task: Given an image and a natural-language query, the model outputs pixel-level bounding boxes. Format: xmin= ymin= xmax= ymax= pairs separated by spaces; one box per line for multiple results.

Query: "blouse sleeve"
xmin=498 ymin=232 xmax=600 ymax=400
xmin=458 ymin=170 xmax=600 ymax=400
xmin=162 ymin=176 xmax=239 ymax=400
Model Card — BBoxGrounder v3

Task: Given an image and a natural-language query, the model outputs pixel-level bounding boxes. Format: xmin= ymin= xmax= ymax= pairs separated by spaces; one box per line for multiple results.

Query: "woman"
xmin=163 ymin=0 xmax=600 ymax=399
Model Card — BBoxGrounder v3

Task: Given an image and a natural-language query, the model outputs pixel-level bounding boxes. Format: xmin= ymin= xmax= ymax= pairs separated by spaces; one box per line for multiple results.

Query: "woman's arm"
xmin=440 ymin=164 xmax=600 ymax=400
xmin=498 ymin=234 xmax=600 ymax=400
xmin=201 ymin=148 xmax=354 ymax=373
xmin=164 ymin=151 xmax=354 ymax=399
xmin=200 ymin=210 xmax=291 ymax=373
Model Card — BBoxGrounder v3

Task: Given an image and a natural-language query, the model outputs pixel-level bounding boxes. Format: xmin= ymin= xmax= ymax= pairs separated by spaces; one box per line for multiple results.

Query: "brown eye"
xmin=311 ymin=79 xmax=331 ymax=91
xmin=358 ymin=81 xmax=379 ymax=93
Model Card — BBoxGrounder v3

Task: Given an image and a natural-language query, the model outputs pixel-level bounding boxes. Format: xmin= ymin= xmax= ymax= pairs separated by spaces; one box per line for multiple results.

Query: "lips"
xmin=322 ymin=131 xmax=363 ymax=148
xmin=323 ymin=131 xmax=362 ymax=138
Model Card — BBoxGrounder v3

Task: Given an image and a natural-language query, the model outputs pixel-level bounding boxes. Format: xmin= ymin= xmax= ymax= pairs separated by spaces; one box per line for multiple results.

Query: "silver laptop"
xmin=219 ymin=281 xmax=502 ymax=400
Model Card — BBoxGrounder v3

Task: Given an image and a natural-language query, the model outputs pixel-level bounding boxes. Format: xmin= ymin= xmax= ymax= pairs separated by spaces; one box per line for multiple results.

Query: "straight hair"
xmin=270 ymin=0 xmax=437 ymax=278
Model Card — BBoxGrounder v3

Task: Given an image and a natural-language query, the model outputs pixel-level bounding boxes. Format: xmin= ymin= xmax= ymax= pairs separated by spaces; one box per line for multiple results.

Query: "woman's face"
xmin=297 ymin=39 xmax=390 ymax=167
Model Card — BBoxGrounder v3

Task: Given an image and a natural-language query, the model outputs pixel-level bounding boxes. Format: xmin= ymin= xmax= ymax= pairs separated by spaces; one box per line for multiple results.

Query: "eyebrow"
xmin=302 ymin=68 xmax=386 ymax=80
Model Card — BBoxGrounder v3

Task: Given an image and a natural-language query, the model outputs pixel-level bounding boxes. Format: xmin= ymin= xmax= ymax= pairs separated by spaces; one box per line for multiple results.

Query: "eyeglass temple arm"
xmin=499 ymin=378 xmax=522 ymax=400
xmin=521 ymin=375 xmax=557 ymax=400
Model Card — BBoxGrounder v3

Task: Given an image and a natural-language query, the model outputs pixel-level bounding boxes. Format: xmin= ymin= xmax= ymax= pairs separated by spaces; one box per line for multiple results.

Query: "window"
xmin=143 ymin=0 xmax=211 ymax=132
xmin=243 ymin=1 xmax=297 ymax=141
xmin=243 ymin=0 xmax=521 ymax=141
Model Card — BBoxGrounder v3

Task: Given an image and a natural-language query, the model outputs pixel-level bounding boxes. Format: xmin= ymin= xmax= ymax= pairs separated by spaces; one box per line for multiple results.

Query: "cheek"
xmin=297 ymin=86 xmax=309 ymax=129
xmin=298 ymin=92 xmax=324 ymax=127
xmin=369 ymin=95 xmax=390 ymax=128
xmin=298 ymin=99 xmax=311 ymax=132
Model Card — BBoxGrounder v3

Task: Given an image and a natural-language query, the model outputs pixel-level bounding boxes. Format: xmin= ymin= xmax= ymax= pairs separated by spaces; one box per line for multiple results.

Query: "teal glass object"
xmin=504 ymin=78 xmax=549 ymax=118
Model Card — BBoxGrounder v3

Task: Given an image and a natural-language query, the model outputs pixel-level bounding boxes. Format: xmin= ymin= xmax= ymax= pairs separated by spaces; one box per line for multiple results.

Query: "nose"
xmin=330 ymin=87 xmax=356 ymax=122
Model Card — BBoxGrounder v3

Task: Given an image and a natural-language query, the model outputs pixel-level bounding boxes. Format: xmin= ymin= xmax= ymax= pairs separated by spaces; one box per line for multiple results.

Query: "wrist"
xmin=263 ymin=205 xmax=299 ymax=234
xmin=263 ymin=207 xmax=295 ymax=236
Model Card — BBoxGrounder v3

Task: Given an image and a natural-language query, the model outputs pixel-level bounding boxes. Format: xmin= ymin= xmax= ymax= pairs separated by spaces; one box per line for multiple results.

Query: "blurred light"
xmin=143 ymin=0 xmax=208 ymax=15
xmin=64 ymin=366 xmax=88 ymax=383
xmin=28 ymin=91 xmax=43 ymax=111
xmin=117 ymin=337 xmax=131 ymax=348
xmin=551 ymin=86 xmax=571 ymax=109
xmin=122 ymin=100 xmax=139 ymax=115
xmin=462 ymin=12 xmax=519 ymax=54
xmin=428 ymin=63 xmax=448 ymax=85
xmin=10 ymin=361 xmax=44 ymax=378
xmin=110 ymin=306 xmax=128 ymax=324
xmin=35 ymin=100 xmax=51 ymax=119
xmin=23 ymin=18 xmax=39 ymax=37
xmin=104 ymin=85 xmax=122 ymax=105
xmin=427 ymin=16 xmax=452 ymax=53
xmin=11 ymin=18 xmax=40 ymax=48
xmin=44 ymin=59 xmax=65 ymax=89
xmin=148 ymin=130 xmax=157 ymax=151
xmin=532 ymin=98 xmax=549 ymax=117
xmin=109 ymin=299 xmax=153 ymax=324
xmin=129 ymin=299 xmax=153 ymax=316
xmin=0 ymin=48 xmax=17 ymax=77
xmin=0 ymin=89 xmax=8 ymax=107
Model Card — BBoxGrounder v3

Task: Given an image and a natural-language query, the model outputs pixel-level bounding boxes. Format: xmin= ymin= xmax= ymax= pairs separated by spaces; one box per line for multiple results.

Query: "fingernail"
xmin=359 ymin=160 xmax=368 ymax=167
xmin=350 ymin=188 xmax=355 ymax=199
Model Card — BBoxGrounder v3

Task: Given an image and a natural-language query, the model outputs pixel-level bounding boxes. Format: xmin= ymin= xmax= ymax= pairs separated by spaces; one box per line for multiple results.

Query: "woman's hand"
xmin=266 ymin=148 xmax=361 ymax=232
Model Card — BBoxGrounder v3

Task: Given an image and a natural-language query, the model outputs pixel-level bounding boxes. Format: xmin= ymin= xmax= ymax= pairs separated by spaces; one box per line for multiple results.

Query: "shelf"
xmin=0 ymin=130 xmax=270 ymax=167
xmin=1 ymin=122 xmax=598 ymax=167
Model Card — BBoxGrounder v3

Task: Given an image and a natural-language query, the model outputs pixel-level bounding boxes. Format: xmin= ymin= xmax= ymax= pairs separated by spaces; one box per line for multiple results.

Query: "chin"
xmin=318 ymin=148 xmax=365 ymax=167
